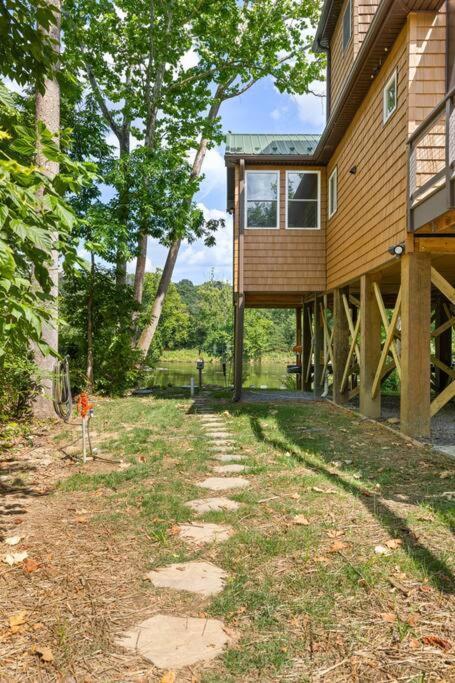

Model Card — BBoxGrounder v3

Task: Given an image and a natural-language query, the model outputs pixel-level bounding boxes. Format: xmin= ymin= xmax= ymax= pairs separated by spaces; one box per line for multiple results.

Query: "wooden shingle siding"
xmin=355 ymin=0 xmax=380 ymax=54
xmin=331 ymin=0 xmax=355 ymax=109
xmin=326 ymin=25 xmax=409 ymax=290
xmin=408 ymin=8 xmax=447 ymax=189
xmin=242 ymin=166 xmax=326 ymax=293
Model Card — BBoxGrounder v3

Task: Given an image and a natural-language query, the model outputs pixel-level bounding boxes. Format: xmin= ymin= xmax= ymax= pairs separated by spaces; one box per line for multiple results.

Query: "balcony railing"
xmin=408 ymin=87 xmax=455 ymax=232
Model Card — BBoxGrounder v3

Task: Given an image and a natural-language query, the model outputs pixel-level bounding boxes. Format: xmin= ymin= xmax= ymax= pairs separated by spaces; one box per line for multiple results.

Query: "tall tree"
xmin=64 ymin=0 xmax=323 ymax=358
xmin=33 ymin=0 xmax=62 ymax=417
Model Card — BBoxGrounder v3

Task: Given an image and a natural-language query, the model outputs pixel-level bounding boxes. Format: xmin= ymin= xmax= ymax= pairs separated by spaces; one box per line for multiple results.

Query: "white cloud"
xmin=290 ymin=81 xmax=326 ymax=131
xmin=180 ymin=47 xmax=199 ymax=71
xmin=174 ymin=203 xmax=233 ymax=282
xmin=270 ymin=105 xmax=289 ymax=121
xmin=196 ymin=147 xmax=226 ymax=200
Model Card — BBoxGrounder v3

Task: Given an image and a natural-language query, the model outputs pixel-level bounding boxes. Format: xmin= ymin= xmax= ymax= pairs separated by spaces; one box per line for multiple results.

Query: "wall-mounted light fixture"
xmin=349 ymin=165 xmax=357 ymax=175
xmin=388 ymin=243 xmax=405 ymax=257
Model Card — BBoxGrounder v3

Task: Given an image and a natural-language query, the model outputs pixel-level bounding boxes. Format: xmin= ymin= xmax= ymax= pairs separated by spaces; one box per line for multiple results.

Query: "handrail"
xmin=408 ymin=85 xmax=455 ymax=147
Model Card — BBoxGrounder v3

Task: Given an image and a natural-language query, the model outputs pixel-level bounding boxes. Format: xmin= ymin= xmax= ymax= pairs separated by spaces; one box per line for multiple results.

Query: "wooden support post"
xmin=333 ymin=287 xmax=350 ymax=404
xmin=302 ymin=303 xmax=312 ymax=391
xmin=314 ymin=297 xmax=323 ymax=398
xmin=233 ymin=293 xmax=244 ymax=402
xmin=296 ymin=307 xmax=302 ymax=391
xmin=400 ymin=253 xmax=431 ymax=437
xmin=435 ymin=298 xmax=452 ymax=392
xmin=360 ymin=274 xmax=382 ymax=418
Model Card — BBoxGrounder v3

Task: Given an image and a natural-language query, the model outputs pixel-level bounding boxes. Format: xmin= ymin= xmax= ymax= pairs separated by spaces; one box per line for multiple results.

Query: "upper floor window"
xmin=286 ymin=171 xmax=320 ymax=230
xmin=383 ymin=70 xmax=398 ymax=123
xmin=245 ymin=171 xmax=279 ymax=229
xmin=343 ymin=0 xmax=352 ymax=50
xmin=328 ymin=167 xmax=338 ymax=218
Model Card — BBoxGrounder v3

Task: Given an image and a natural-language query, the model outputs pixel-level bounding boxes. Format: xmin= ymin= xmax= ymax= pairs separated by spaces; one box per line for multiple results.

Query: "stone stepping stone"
xmin=185 ymin=497 xmax=240 ymax=514
xmin=116 ymin=614 xmax=231 ymax=668
xmin=213 ymin=464 xmax=247 ymax=474
xmin=146 ymin=561 xmax=227 ymax=597
xmin=197 ymin=477 xmax=250 ymax=491
xmin=178 ymin=522 xmax=233 ymax=544
xmin=209 ymin=444 xmax=235 ymax=452
xmin=213 ymin=454 xmax=246 ymax=462
xmin=204 ymin=431 xmax=231 ymax=439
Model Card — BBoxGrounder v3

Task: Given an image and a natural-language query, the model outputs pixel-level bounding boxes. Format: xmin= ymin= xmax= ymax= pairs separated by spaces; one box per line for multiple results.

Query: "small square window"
xmin=383 ymin=71 xmax=398 ymax=123
xmin=343 ymin=0 xmax=352 ymax=50
xmin=328 ymin=168 xmax=338 ymax=218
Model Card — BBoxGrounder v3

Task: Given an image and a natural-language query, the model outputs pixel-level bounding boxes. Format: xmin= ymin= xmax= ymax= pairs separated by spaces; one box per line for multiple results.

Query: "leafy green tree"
xmin=63 ymin=0 xmax=324 ymax=358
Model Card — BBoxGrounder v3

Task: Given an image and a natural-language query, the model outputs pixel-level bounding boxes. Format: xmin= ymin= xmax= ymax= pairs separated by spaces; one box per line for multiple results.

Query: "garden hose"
xmin=52 ymin=357 xmax=73 ymax=422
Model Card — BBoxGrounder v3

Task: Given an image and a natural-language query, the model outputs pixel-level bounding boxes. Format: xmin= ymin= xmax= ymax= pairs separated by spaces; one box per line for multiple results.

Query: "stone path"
xmin=116 ymin=393 xmax=252 ymax=673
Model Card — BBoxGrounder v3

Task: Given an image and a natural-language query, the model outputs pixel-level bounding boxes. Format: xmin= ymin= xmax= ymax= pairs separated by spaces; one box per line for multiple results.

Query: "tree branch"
xmin=85 ymin=62 xmax=122 ymax=141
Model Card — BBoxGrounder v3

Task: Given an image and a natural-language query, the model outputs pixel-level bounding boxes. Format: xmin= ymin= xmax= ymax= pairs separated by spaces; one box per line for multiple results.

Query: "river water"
xmin=143 ymin=359 xmax=292 ymax=390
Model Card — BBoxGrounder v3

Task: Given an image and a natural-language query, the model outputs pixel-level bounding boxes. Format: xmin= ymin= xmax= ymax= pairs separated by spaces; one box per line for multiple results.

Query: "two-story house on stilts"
xmin=226 ymin=0 xmax=455 ymax=439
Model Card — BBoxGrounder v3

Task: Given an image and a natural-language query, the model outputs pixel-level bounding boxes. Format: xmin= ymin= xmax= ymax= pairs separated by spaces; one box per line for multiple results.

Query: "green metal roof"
xmin=225 ymin=133 xmax=321 ymax=157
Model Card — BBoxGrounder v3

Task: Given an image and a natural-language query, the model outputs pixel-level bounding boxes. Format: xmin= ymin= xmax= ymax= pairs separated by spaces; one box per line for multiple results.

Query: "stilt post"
xmin=400 ymin=253 xmax=431 ymax=437
xmin=296 ymin=306 xmax=302 ymax=390
xmin=314 ymin=296 xmax=323 ymax=398
xmin=360 ymin=274 xmax=382 ymax=418
xmin=233 ymin=293 xmax=244 ymax=402
xmin=333 ymin=287 xmax=350 ymax=404
xmin=302 ymin=302 xmax=312 ymax=391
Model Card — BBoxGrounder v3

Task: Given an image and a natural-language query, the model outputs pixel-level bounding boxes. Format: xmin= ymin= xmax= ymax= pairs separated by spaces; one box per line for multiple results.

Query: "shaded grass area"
xmin=3 ymin=392 xmax=453 ymax=681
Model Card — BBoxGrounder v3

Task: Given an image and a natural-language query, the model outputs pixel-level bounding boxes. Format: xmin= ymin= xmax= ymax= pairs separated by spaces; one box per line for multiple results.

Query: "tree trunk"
xmin=33 ymin=0 xmax=61 ymax=418
xmin=134 ymin=231 xmax=148 ymax=304
xmin=135 ymin=97 xmax=220 ymax=357
xmin=86 ymin=252 xmax=95 ymax=390
xmin=116 ymin=130 xmax=130 ymax=287
xmin=136 ymin=239 xmax=181 ymax=355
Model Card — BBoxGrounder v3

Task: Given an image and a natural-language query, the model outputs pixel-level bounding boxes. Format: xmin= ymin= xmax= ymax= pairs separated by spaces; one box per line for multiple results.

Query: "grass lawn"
xmin=0 ymin=390 xmax=454 ymax=681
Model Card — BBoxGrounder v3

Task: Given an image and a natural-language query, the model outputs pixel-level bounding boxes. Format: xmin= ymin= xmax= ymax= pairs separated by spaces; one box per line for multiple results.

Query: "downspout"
xmin=317 ymin=38 xmax=331 ymax=122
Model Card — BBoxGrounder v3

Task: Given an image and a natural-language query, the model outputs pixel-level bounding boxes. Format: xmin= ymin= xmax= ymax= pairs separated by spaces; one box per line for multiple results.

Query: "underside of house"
xmin=226 ymin=0 xmax=455 ymax=439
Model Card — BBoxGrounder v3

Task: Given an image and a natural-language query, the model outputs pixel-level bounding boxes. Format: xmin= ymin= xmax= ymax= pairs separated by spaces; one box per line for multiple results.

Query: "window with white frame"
xmin=343 ymin=0 xmax=352 ymax=50
xmin=245 ymin=171 xmax=279 ymax=228
xmin=286 ymin=171 xmax=320 ymax=229
xmin=383 ymin=70 xmax=398 ymax=123
xmin=328 ymin=167 xmax=338 ymax=218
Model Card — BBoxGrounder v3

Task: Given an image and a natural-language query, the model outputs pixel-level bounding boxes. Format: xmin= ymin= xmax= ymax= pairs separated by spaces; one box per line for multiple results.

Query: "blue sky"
xmin=141 ymin=77 xmax=327 ymax=285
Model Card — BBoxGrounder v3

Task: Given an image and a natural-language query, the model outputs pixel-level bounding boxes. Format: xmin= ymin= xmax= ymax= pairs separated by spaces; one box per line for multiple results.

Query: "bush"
xmin=0 ymin=348 xmax=38 ymax=422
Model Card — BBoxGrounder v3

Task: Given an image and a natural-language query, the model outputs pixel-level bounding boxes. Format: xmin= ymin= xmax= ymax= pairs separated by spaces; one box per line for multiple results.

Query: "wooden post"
xmin=360 ymin=274 xmax=382 ymax=418
xmin=314 ymin=297 xmax=323 ymax=398
xmin=302 ymin=302 xmax=312 ymax=391
xmin=233 ymin=293 xmax=245 ymax=401
xmin=333 ymin=287 xmax=350 ymax=404
xmin=296 ymin=307 xmax=302 ymax=390
xmin=435 ymin=297 xmax=452 ymax=392
xmin=400 ymin=253 xmax=431 ymax=437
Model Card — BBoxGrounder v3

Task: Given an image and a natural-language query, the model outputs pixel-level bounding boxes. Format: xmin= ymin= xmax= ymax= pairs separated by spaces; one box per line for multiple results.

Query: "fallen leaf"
xmin=422 ymin=635 xmax=451 ymax=651
xmin=293 ymin=515 xmax=310 ymax=526
xmin=380 ymin=612 xmax=397 ymax=623
xmin=160 ymin=672 xmax=176 ymax=683
xmin=9 ymin=611 xmax=28 ymax=633
xmin=3 ymin=551 xmax=28 ymax=566
xmin=407 ymin=614 xmax=420 ymax=627
xmin=439 ymin=471 xmax=451 ymax=479
xmin=138 ymin=456 xmax=146 ymax=463
xmin=314 ymin=555 xmax=331 ymax=564
xmin=23 ymin=558 xmax=40 ymax=573
xmin=31 ymin=644 xmax=54 ymax=662
xmin=327 ymin=530 xmax=344 ymax=538
xmin=328 ymin=540 xmax=349 ymax=553
xmin=4 ymin=536 xmax=22 ymax=546
xmin=409 ymin=638 xmax=420 ymax=650
xmin=385 ymin=539 xmax=403 ymax=550
xmin=75 ymin=516 xmax=89 ymax=524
